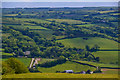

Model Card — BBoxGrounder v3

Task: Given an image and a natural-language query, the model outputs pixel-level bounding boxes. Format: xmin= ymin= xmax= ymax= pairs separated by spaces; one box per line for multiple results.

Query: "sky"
xmin=2 ymin=0 xmax=120 ymax=2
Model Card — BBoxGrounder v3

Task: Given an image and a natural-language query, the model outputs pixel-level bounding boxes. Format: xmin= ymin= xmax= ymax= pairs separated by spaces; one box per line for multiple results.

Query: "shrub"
xmin=5 ymin=58 xmax=29 ymax=74
xmin=2 ymin=62 xmax=15 ymax=75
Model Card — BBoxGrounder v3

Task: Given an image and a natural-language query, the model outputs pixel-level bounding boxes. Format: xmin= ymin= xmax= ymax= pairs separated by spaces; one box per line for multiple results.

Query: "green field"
xmin=77 ymin=24 xmax=95 ymax=27
xmin=16 ymin=58 xmax=31 ymax=67
xmin=47 ymin=19 xmax=87 ymax=24
xmin=38 ymin=61 xmax=96 ymax=73
xmin=57 ymin=37 xmax=119 ymax=49
xmin=14 ymin=18 xmax=51 ymax=24
xmin=38 ymin=58 xmax=55 ymax=64
xmin=93 ymin=51 xmax=118 ymax=64
xmin=2 ymin=73 xmax=119 ymax=78
xmin=74 ymin=60 xmax=118 ymax=68
xmin=24 ymin=25 xmax=48 ymax=30
xmin=32 ymin=30 xmax=54 ymax=39
xmin=2 ymin=57 xmax=31 ymax=67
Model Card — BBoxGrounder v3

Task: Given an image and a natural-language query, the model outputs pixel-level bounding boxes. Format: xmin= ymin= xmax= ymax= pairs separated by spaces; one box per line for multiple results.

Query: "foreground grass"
xmin=2 ymin=73 xmax=119 ymax=78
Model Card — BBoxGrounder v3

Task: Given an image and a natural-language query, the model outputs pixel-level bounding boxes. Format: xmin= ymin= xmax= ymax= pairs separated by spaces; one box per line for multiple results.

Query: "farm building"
xmin=64 ymin=70 xmax=74 ymax=73
xmin=24 ymin=51 xmax=30 ymax=56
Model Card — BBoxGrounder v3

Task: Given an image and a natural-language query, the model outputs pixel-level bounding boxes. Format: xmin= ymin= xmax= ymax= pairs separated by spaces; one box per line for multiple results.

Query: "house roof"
xmin=65 ymin=70 xmax=73 ymax=72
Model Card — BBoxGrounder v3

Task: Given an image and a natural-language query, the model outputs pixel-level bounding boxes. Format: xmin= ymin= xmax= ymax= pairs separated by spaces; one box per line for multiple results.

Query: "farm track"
xmin=29 ymin=58 xmax=34 ymax=68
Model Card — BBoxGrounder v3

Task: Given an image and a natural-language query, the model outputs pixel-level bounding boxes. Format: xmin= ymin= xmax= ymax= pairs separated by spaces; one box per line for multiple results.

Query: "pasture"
xmin=57 ymin=37 xmax=119 ymax=49
xmin=2 ymin=57 xmax=31 ymax=67
xmin=93 ymin=51 xmax=118 ymax=64
xmin=38 ymin=61 xmax=96 ymax=73
xmin=38 ymin=58 xmax=55 ymax=64
xmin=74 ymin=60 xmax=118 ymax=68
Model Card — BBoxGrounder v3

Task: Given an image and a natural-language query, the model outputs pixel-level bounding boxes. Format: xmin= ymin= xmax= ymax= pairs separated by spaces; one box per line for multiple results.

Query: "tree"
xmin=2 ymin=62 xmax=15 ymax=75
xmin=5 ymin=58 xmax=29 ymax=74
xmin=85 ymin=45 xmax=90 ymax=51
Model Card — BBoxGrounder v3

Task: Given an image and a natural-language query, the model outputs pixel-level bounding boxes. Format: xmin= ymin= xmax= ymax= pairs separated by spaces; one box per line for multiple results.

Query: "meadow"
xmin=57 ymin=37 xmax=119 ymax=49
xmin=38 ymin=61 xmax=96 ymax=73
xmin=74 ymin=60 xmax=118 ymax=68
xmin=38 ymin=58 xmax=55 ymax=64
xmin=93 ymin=51 xmax=118 ymax=64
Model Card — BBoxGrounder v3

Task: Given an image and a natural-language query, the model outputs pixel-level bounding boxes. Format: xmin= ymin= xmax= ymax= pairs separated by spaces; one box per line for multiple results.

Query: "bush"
xmin=5 ymin=58 xmax=29 ymax=74
xmin=2 ymin=62 xmax=15 ymax=75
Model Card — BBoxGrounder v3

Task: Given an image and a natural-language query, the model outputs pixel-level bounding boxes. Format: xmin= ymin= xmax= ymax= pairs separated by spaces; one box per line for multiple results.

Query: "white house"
xmin=64 ymin=70 xmax=74 ymax=73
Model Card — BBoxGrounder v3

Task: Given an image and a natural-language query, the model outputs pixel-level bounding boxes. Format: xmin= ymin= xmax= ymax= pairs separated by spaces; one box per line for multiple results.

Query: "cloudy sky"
xmin=2 ymin=0 xmax=120 ymax=2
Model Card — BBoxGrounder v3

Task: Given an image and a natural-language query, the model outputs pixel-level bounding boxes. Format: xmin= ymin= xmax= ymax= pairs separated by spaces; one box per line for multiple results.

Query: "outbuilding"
xmin=64 ymin=70 xmax=74 ymax=73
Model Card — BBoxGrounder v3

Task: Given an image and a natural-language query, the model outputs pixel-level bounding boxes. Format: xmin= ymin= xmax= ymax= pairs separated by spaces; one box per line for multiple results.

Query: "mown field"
xmin=38 ymin=61 xmax=96 ymax=73
xmin=2 ymin=73 xmax=119 ymax=78
xmin=57 ymin=37 xmax=119 ymax=49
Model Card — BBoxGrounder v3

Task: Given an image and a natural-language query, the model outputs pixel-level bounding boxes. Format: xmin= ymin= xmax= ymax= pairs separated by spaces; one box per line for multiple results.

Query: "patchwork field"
xmin=57 ymin=37 xmax=119 ymax=49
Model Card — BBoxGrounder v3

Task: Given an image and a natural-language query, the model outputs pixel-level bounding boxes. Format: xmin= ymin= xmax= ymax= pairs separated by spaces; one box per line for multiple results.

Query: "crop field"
xmin=93 ymin=51 xmax=118 ymax=64
xmin=47 ymin=19 xmax=87 ymax=24
xmin=2 ymin=73 xmax=119 ymax=78
xmin=57 ymin=37 xmax=119 ymax=49
xmin=38 ymin=61 xmax=96 ymax=73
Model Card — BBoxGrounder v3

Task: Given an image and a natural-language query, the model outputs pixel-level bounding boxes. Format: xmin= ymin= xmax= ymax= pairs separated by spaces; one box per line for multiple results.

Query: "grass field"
xmin=2 ymin=73 xmax=119 ymax=78
xmin=32 ymin=30 xmax=54 ymax=39
xmin=24 ymin=25 xmax=48 ymax=30
xmin=38 ymin=58 xmax=55 ymax=64
xmin=98 ymin=10 xmax=115 ymax=13
xmin=74 ymin=60 xmax=118 ymax=68
xmin=2 ymin=57 xmax=31 ymax=67
xmin=47 ymin=19 xmax=87 ymax=24
xmin=77 ymin=24 xmax=95 ymax=27
xmin=57 ymin=37 xmax=119 ymax=49
xmin=14 ymin=18 xmax=51 ymax=24
xmin=93 ymin=51 xmax=118 ymax=64
xmin=16 ymin=58 xmax=31 ymax=67
xmin=38 ymin=61 xmax=96 ymax=73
